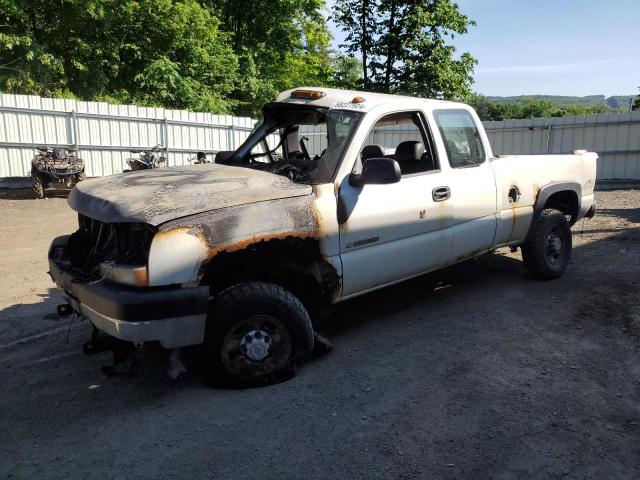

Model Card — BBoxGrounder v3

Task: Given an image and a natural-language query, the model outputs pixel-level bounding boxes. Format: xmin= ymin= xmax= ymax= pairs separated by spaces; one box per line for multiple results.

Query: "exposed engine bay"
xmin=215 ymin=103 xmax=363 ymax=184
xmin=53 ymin=215 xmax=156 ymax=279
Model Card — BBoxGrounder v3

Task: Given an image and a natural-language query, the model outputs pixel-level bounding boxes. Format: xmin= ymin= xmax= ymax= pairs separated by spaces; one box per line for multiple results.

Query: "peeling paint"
xmin=68 ymin=163 xmax=312 ymax=226
xmin=156 ymin=193 xmax=341 ymax=302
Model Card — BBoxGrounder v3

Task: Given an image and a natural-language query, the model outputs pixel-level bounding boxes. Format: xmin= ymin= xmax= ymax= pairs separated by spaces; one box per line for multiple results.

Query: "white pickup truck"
xmin=48 ymin=87 xmax=597 ymax=386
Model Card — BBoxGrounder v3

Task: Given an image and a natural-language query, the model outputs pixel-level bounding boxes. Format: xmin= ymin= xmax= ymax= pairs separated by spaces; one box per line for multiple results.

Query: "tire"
xmin=31 ymin=170 xmax=44 ymax=199
xmin=521 ymin=208 xmax=572 ymax=280
xmin=75 ymin=170 xmax=86 ymax=183
xmin=199 ymin=281 xmax=314 ymax=387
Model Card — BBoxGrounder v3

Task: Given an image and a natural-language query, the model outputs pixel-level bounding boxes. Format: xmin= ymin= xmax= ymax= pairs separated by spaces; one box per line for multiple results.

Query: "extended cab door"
xmin=430 ymin=109 xmax=497 ymax=262
xmin=338 ymin=110 xmax=453 ymax=298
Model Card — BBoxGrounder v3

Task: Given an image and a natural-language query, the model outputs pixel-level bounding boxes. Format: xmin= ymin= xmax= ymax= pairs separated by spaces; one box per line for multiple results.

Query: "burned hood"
xmin=68 ymin=164 xmax=312 ymax=226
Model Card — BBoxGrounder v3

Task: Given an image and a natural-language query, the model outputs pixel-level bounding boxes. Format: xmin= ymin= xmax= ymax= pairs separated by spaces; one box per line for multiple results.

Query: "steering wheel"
xmin=249 ymin=136 xmax=285 ymax=164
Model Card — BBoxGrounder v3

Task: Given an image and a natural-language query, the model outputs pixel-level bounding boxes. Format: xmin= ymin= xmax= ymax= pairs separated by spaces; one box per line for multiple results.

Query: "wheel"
xmin=521 ymin=208 xmax=572 ymax=279
xmin=31 ymin=169 xmax=44 ymax=199
xmin=199 ymin=281 xmax=314 ymax=387
xmin=75 ymin=170 xmax=86 ymax=183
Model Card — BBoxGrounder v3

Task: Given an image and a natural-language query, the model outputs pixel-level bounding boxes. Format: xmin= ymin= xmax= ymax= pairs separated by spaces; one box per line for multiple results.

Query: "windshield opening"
xmin=217 ymin=103 xmax=363 ymax=184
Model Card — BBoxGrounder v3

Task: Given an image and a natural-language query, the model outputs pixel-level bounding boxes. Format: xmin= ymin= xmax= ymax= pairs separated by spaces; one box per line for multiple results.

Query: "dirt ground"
xmin=1 ymin=188 xmax=639 ymax=480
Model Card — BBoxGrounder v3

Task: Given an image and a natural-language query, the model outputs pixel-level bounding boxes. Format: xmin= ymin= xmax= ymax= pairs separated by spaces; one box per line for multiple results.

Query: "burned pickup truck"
xmin=48 ymin=88 xmax=597 ymax=386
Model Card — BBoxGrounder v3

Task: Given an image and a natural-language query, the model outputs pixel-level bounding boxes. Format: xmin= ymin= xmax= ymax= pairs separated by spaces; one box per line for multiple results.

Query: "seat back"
xmin=394 ymin=141 xmax=425 ymax=175
xmin=361 ymin=144 xmax=385 ymax=161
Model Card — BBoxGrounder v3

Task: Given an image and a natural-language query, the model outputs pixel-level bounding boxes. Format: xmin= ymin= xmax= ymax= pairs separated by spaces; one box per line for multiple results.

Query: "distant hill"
xmin=485 ymin=95 xmax=635 ymax=110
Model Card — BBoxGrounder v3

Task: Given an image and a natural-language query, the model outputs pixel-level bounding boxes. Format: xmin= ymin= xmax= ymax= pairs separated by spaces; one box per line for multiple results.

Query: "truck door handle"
xmin=432 ymin=186 xmax=451 ymax=202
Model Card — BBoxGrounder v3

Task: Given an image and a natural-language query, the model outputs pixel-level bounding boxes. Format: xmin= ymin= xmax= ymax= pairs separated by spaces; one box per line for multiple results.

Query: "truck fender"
xmin=524 ymin=181 xmax=582 ymax=243
xmin=533 ymin=181 xmax=582 ymax=218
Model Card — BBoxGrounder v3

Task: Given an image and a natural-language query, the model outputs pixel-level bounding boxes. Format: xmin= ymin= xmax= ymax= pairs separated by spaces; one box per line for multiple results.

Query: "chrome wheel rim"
xmin=220 ymin=315 xmax=291 ymax=380
xmin=545 ymin=230 xmax=563 ymax=264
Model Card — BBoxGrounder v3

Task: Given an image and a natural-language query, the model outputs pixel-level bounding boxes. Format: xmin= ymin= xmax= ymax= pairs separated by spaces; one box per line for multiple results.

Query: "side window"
xmin=359 ymin=111 xmax=438 ymax=176
xmin=433 ymin=109 xmax=485 ymax=168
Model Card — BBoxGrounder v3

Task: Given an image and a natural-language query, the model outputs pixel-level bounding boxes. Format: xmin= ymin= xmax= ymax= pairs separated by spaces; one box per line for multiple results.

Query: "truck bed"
xmin=491 ymin=151 xmax=598 ymax=247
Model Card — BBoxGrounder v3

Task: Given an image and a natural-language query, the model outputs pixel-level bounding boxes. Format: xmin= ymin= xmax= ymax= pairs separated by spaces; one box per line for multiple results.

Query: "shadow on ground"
xmin=0 ymin=187 xmax=71 ymax=200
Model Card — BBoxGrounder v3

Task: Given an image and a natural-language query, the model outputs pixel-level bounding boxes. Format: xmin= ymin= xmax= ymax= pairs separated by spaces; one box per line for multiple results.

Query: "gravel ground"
xmin=1 ymin=188 xmax=639 ymax=480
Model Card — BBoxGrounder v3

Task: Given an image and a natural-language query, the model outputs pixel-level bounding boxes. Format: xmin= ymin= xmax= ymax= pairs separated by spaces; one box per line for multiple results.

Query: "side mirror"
xmin=349 ymin=157 xmax=401 ymax=187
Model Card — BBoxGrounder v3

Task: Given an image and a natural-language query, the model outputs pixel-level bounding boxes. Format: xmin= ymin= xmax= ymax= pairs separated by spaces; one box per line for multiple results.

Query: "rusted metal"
xmin=156 ymin=192 xmax=341 ymax=302
xmin=159 ymin=195 xmax=319 ymax=258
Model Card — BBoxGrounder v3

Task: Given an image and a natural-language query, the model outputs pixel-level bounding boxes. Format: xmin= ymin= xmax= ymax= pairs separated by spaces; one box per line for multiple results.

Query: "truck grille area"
xmin=65 ymin=214 xmax=157 ymax=276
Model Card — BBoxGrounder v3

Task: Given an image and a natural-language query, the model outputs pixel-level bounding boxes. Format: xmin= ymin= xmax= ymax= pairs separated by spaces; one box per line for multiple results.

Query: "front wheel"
xmin=521 ymin=208 xmax=572 ymax=279
xmin=31 ymin=170 xmax=44 ymax=199
xmin=199 ymin=282 xmax=314 ymax=387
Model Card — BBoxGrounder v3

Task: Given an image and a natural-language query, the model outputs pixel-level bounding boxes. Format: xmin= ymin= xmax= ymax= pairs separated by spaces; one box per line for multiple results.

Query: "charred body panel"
xmin=156 ymin=194 xmax=342 ymax=305
xmin=68 ymin=163 xmax=311 ymax=226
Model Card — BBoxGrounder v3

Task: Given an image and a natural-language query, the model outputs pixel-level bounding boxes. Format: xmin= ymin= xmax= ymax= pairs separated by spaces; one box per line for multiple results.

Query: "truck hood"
xmin=68 ymin=164 xmax=312 ymax=226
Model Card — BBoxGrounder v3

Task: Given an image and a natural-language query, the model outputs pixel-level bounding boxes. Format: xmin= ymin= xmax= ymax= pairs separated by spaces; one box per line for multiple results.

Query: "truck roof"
xmin=275 ymin=87 xmax=464 ymax=113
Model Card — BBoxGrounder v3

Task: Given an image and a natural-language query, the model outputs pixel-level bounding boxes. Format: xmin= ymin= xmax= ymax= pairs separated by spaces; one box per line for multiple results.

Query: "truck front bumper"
xmin=48 ymin=236 xmax=209 ymax=348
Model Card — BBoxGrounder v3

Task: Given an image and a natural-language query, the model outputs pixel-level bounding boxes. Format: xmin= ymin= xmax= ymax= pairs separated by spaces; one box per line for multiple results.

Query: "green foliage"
xmin=208 ymin=0 xmax=335 ymax=116
xmin=2 ymin=0 xmax=475 ymax=114
xmin=330 ymin=55 xmax=362 ymax=90
xmin=466 ymin=94 xmax=626 ymax=121
xmin=331 ymin=0 xmax=378 ymax=88
xmin=1 ymin=0 xmax=238 ymax=112
xmin=332 ymin=0 xmax=476 ymax=99
xmin=0 ymin=0 xmax=337 ymax=115
xmin=633 ymin=87 xmax=640 ymax=111
xmin=1 ymin=0 xmax=634 ymax=119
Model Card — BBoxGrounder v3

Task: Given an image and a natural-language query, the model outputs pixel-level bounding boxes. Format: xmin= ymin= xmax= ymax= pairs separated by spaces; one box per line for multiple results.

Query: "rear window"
xmin=434 ymin=110 xmax=485 ymax=168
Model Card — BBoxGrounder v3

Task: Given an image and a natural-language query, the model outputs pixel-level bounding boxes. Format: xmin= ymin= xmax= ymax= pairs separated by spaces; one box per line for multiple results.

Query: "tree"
xmin=633 ymin=87 xmax=640 ymax=111
xmin=332 ymin=0 xmax=378 ymax=89
xmin=332 ymin=0 xmax=477 ymax=99
xmin=208 ymin=0 xmax=335 ymax=115
xmin=0 ymin=0 xmax=239 ymax=112
xmin=466 ymin=94 xmax=626 ymax=121
xmin=330 ymin=55 xmax=363 ymax=89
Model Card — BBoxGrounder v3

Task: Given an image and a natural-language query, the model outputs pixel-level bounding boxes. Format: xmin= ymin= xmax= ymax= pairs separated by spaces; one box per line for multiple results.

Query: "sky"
xmin=327 ymin=0 xmax=640 ymax=97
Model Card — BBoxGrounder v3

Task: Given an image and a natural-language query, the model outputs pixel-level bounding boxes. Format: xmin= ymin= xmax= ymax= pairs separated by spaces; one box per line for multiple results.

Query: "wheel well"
xmin=200 ymin=237 xmax=340 ymax=309
xmin=542 ymin=190 xmax=579 ymax=224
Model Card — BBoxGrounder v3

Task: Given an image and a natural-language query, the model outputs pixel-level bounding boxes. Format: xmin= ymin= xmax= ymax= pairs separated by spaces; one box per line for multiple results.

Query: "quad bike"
xmin=31 ymin=146 xmax=85 ymax=199
xmin=190 ymin=151 xmax=210 ymax=164
xmin=125 ymin=145 xmax=166 ymax=171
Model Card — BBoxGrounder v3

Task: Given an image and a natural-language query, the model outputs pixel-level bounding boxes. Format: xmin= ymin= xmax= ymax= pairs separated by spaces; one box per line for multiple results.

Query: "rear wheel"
xmin=199 ymin=281 xmax=314 ymax=387
xmin=31 ymin=169 xmax=44 ymax=199
xmin=521 ymin=208 xmax=572 ymax=279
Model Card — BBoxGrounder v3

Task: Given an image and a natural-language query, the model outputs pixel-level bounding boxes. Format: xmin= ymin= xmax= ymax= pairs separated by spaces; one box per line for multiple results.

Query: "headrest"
xmin=395 ymin=141 xmax=425 ymax=163
xmin=361 ymin=144 xmax=385 ymax=160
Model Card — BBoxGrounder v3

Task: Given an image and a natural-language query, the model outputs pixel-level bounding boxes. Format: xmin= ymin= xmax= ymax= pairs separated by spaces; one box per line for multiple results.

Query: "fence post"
xmin=163 ymin=118 xmax=169 ymax=164
xmin=230 ymin=118 xmax=236 ymax=150
xmin=70 ymin=110 xmax=79 ymax=150
xmin=545 ymin=125 xmax=552 ymax=153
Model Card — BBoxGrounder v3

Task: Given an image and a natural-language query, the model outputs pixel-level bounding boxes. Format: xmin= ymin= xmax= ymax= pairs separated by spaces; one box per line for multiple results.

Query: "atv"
xmin=190 ymin=151 xmax=210 ymax=164
xmin=31 ymin=147 xmax=86 ymax=199
xmin=125 ymin=145 xmax=166 ymax=171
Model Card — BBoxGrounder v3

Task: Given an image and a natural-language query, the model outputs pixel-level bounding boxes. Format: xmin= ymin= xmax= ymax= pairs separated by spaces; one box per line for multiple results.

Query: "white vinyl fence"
xmin=1 ymin=93 xmax=639 ymax=185
xmin=485 ymin=111 xmax=640 ymax=181
xmin=0 ymin=93 xmax=257 ymax=184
